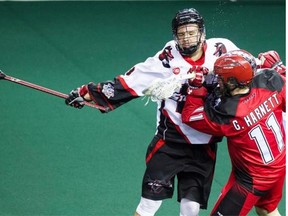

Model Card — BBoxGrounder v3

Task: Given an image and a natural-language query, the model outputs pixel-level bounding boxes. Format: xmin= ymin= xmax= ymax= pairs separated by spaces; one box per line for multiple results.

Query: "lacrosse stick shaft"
xmin=1 ymin=73 xmax=108 ymax=112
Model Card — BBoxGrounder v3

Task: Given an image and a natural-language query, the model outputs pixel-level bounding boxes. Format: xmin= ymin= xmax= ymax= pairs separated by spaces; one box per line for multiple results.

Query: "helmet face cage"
xmin=172 ymin=8 xmax=205 ymax=56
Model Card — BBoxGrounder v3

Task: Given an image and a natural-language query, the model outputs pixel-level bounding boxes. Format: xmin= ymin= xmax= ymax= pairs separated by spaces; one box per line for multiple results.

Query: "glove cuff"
xmin=79 ymin=85 xmax=89 ymax=97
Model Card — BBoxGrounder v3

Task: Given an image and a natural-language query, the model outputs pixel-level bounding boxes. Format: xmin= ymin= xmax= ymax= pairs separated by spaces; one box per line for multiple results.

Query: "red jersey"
xmin=182 ymin=69 xmax=286 ymax=192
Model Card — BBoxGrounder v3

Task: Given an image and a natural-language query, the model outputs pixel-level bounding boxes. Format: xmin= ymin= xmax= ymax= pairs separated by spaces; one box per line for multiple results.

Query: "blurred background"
xmin=0 ymin=0 xmax=285 ymax=215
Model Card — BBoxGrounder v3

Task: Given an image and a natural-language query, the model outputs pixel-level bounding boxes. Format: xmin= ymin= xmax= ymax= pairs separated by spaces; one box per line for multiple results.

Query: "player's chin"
xmin=182 ymin=44 xmax=191 ymax=48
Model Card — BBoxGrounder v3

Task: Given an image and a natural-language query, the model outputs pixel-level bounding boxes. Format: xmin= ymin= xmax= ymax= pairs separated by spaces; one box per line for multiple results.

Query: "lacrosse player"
xmin=182 ymin=50 xmax=286 ymax=216
xmin=65 ymin=8 xmax=241 ymax=216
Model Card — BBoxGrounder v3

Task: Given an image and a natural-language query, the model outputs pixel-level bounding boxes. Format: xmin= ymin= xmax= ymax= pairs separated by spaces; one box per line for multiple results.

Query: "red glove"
xmin=258 ymin=50 xmax=286 ymax=75
xmin=188 ymin=66 xmax=209 ymax=88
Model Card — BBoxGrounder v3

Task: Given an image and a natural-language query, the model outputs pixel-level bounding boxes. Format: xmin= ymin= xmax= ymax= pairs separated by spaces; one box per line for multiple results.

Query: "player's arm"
xmin=182 ymin=87 xmax=223 ymax=136
xmin=65 ymin=71 xmax=148 ymax=112
xmin=65 ymin=45 xmax=171 ymax=111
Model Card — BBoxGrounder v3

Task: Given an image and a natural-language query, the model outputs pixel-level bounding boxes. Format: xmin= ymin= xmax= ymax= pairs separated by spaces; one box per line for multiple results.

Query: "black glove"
xmin=65 ymin=85 xmax=89 ymax=109
xmin=202 ymin=73 xmax=218 ymax=93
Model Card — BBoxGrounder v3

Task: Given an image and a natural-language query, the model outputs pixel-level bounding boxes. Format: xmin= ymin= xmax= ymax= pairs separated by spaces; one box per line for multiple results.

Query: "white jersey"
xmin=89 ymin=38 xmax=239 ymax=144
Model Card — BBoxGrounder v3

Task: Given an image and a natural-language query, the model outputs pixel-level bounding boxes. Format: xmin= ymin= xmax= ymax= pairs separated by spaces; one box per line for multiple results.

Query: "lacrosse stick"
xmin=0 ymin=71 xmax=109 ymax=112
xmin=142 ymin=72 xmax=196 ymax=103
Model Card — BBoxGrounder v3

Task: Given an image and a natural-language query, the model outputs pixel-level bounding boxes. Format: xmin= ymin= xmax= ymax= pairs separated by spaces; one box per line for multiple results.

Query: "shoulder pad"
xmin=253 ymin=69 xmax=284 ymax=92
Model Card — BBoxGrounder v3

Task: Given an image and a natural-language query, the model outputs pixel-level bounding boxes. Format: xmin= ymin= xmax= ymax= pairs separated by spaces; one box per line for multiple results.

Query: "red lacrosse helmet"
xmin=214 ymin=50 xmax=255 ymax=86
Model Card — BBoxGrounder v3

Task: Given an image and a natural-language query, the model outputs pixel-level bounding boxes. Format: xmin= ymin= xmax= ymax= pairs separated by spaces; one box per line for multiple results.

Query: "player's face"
xmin=217 ymin=76 xmax=237 ymax=96
xmin=176 ymin=24 xmax=202 ymax=49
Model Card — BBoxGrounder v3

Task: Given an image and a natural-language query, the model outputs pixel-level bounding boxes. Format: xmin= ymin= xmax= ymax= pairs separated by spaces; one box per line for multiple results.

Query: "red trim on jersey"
xmin=118 ymin=75 xmax=138 ymax=96
xmin=184 ymin=53 xmax=205 ymax=66
xmin=146 ymin=138 xmax=165 ymax=163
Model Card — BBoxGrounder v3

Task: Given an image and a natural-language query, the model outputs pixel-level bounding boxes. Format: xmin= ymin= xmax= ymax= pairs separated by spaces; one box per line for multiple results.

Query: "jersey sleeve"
xmin=182 ymin=94 xmax=224 ymax=136
xmin=86 ymin=42 xmax=173 ymax=112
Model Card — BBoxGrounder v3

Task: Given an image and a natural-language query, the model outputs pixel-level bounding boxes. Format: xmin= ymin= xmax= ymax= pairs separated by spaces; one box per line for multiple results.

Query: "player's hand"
xmin=188 ymin=66 xmax=209 ymax=88
xmin=258 ymin=50 xmax=286 ymax=75
xmin=65 ymin=85 xmax=89 ymax=109
xmin=203 ymin=74 xmax=218 ymax=93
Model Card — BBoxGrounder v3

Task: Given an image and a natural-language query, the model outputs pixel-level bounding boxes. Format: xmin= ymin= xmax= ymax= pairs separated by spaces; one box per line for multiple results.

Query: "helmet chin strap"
xmin=178 ymin=43 xmax=199 ymax=56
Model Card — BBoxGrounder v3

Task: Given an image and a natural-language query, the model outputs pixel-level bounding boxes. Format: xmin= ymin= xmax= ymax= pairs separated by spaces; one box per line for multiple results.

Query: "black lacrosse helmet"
xmin=172 ymin=8 xmax=205 ymax=56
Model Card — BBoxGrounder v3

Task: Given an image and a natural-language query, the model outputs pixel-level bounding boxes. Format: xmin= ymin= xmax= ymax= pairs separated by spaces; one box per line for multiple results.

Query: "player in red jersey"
xmin=182 ymin=50 xmax=286 ymax=216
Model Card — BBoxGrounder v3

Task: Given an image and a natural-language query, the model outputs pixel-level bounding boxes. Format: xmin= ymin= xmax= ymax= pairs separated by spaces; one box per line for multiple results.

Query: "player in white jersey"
xmin=65 ymin=8 xmax=239 ymax=216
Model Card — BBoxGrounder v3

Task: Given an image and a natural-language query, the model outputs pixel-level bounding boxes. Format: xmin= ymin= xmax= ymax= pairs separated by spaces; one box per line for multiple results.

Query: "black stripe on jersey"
xmin=252 ymin=69 xmax=284 ymax=92
xmin=88 ymin=78 xmax=139 ymax=112
xmin=204 ymin=93 xmax=240 ymax=125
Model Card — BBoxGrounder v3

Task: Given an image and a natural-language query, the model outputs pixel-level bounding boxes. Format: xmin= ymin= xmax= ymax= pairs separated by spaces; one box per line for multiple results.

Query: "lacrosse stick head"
xmin=143 ymin=78 xmax=182 ymax=102
xmin=142 ymin=73 xmax=196 ymax=102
